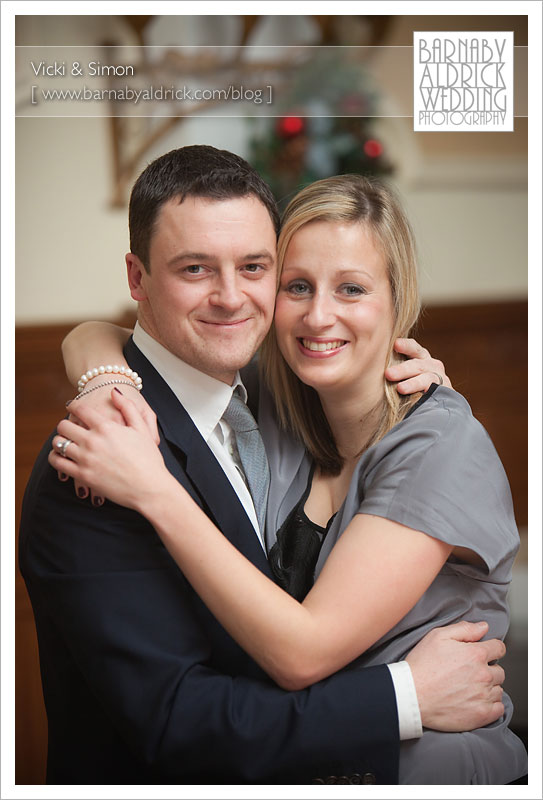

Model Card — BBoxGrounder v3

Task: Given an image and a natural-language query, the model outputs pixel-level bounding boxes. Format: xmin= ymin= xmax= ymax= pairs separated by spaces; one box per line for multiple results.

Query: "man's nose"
xmin=210 ymin=274 xmax=244 ymax=310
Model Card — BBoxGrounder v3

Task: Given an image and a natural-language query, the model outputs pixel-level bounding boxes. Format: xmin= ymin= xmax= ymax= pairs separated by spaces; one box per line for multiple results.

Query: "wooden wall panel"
xmin=417 ymin=301 xmax=527 ymax=527
xmin=16 ymin=324 xmax=75 ymax=785
xmin=14 ymin=301 xmax=527 ymax=784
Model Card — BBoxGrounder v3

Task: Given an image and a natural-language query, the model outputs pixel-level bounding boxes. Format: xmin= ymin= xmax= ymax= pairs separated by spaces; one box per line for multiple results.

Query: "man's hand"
xmin=57 ymin=385 xmax=158 ymax=504
xmin=406 ymin=621 xmax=506 ymax=731
xmin=386 ymin=338 xmax=452 ymax=395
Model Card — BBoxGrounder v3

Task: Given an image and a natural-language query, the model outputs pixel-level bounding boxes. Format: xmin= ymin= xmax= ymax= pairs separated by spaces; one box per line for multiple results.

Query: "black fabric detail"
xmin=269 ymin=468 xmax=334 ymax=601
xmin=403 ymin=382 xmax=439 ymax=420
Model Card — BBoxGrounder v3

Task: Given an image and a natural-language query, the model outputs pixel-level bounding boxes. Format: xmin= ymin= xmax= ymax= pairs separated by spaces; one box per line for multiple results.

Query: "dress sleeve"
xmin=357 ymin=389 xmax=519 ymax=574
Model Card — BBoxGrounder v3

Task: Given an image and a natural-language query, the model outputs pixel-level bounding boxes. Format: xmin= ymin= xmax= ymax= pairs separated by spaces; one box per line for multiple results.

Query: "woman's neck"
xmin=319 ymin=382 xmax=384 ymax=462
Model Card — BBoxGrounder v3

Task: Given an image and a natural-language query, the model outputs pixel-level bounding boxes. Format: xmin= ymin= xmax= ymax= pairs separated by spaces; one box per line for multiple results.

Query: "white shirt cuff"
xmin=387 ymin=661 xmax=423 ymax=741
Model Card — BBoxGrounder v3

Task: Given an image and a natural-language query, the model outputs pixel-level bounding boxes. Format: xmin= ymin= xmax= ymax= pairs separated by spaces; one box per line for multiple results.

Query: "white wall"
xmin=16 ymin=117 xmax=131 ymax=322
xmin=406 ymin=186 xmax=527 ymax=304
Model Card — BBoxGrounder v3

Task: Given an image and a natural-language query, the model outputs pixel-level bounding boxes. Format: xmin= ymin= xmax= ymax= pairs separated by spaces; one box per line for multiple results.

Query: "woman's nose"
xmin=303 ymin=292 xmax=335 ymax=328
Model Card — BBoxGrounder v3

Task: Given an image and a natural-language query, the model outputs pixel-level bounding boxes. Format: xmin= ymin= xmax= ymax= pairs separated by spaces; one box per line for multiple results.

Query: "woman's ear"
xmin=126 ymin=253 xmax=148 ymax=301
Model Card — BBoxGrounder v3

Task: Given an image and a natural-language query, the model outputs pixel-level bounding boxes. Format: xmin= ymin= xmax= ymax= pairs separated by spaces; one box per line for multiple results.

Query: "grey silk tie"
xmin=223 ymin=389 xmax=270 ymax=535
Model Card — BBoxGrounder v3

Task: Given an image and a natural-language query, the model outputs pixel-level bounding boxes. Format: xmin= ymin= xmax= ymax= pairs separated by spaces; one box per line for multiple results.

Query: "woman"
xmin=50 ymin=175 xmax=527 ymax=783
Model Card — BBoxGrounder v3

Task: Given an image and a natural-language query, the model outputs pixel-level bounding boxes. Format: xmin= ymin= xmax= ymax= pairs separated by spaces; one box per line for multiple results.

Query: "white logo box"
xmin=413 ymin=31 xmax=514 ymax=132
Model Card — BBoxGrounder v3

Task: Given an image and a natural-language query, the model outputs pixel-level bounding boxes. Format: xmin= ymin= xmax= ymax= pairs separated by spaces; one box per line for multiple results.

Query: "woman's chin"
xmin=298 ymin=372 xmax=346 ymax=396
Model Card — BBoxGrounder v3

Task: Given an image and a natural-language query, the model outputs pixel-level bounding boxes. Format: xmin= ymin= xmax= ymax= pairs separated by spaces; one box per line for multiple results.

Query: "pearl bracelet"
xmin=77 ymin=365 xmax=142 ymax=392
xmin=66 ymin=379 xmax=140 ymax=407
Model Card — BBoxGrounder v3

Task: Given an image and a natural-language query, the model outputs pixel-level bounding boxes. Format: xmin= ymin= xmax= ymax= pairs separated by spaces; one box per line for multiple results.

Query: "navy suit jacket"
xmin=19 ymin=338 xmax=400 ymax=784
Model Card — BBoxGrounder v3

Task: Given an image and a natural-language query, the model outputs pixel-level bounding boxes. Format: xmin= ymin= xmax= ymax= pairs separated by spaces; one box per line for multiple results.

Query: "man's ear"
xmin=126 ymin=253 xmax=148 ymax=301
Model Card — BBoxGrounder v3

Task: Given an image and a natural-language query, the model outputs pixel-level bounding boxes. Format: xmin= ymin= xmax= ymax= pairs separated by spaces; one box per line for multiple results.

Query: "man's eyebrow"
xmin=243 ymin=250 xmax=275 ymax=263
xmin=167 ymin=250 xmax=275 ymax=267
xmin=167 ymin=252 xmax=211 ymax=266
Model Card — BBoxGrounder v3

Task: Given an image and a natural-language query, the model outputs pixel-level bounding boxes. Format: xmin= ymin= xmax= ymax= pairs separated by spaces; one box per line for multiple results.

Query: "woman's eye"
xmin=340 ymin=283 xmax=366 ymax=296
xmin=287 ymin=281 xmax=311 ymax=295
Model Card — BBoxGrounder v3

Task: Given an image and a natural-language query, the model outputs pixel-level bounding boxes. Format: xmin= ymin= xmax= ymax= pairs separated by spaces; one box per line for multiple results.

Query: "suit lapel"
xmin=124 ymin=339 xmax=273 ymax=579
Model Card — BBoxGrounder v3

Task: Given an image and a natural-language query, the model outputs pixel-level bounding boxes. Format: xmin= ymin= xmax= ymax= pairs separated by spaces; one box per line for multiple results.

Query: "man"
xmin=20 ymin=146 xmax=505 ymax=785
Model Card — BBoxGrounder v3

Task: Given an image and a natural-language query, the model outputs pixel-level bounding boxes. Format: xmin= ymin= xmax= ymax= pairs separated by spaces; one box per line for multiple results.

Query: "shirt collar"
xmin=133 ymin=322 xmax=246 ymax=442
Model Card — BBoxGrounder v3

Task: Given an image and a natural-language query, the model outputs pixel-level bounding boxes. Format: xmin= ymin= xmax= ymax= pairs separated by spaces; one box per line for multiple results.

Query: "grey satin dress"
xmin=260 ymin=384 xmax=528 ymax=784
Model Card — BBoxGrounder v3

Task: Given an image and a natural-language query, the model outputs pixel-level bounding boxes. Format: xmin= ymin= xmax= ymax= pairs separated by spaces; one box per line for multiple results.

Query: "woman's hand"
xmin=49 ymin=389 xmax=170 ymax=512
xmin=387 ymin=337 xmax=452 ymax=394
xmin=58 ymin=385 xmax=159 ymax=504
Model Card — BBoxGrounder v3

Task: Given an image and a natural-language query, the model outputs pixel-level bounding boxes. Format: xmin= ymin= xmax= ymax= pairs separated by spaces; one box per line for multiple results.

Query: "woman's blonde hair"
xmin=260 ymin=174 xmax=422 ymax=475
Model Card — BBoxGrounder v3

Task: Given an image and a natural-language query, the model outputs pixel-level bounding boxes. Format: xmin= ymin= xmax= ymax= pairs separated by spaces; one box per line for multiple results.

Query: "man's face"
xmin=127 ymin=195 xmax=277 ymax=384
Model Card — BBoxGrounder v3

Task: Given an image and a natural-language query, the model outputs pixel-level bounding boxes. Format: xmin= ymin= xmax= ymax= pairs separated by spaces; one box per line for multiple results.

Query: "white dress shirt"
xmin=132 ymin=322 xmax=422 ymax=740
xmin=133 ymin=324 xmax=264 ymax=547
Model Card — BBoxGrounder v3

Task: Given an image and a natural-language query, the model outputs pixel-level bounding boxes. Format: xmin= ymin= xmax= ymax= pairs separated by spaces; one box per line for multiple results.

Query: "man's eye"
xmin=184 ymin=265 xmax=205 ymax=275
xmin=243 ymin=263 xmax=263 ymax=274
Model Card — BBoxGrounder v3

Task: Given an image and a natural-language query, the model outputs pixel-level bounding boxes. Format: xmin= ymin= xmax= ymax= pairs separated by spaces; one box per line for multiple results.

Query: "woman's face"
xmin=274 ymin=220 xmax=395 ymax=401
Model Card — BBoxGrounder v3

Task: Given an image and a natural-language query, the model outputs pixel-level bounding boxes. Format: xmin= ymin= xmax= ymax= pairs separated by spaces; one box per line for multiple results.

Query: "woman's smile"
xmin=297 ymin=337 xmax=348 ymax=357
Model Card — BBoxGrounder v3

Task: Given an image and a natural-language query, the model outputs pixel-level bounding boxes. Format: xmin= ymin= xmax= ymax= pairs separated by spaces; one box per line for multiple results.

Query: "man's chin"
xmin=192 ymin=346 xmax=260 ymax=383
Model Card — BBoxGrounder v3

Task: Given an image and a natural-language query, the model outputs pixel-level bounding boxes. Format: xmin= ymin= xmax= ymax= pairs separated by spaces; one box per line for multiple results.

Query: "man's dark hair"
xmin=129 ymin=145 xmax=280 ymax=271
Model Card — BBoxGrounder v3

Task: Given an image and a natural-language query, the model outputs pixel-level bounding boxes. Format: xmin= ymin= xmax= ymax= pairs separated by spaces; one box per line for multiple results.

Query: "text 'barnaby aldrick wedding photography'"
xmin=413 ymin=32 xmax=514 ymax=131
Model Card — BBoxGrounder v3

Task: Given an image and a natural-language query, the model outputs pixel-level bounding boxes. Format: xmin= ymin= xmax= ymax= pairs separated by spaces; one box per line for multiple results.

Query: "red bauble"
xmin=363 ymin=139 xmax=383 ymax=158
xmin=277 ymin=116 xmax=304 ymax=138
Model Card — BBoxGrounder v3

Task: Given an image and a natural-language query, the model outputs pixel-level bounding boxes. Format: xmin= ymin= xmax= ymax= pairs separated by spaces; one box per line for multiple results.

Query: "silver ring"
xmin=431 ymin=372 xmax=444 ymax=386
xmin=57 ymin=438 xmax=73 ymax=458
